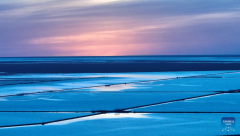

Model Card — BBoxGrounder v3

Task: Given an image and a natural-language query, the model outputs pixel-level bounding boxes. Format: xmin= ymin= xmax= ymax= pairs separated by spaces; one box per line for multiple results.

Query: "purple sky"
xmin=0 ymin=0 xmax=240 ymax=56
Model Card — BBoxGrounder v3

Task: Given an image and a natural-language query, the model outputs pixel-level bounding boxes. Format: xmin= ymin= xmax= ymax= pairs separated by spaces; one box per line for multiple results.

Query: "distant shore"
xmin=1 ymin=62 xmax=240 ymax=73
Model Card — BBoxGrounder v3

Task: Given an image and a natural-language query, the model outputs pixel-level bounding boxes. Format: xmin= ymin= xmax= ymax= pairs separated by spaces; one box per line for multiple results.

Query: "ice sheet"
xmin=131 ymin=93 xmax=240 ymax=112
xmin=0 ymin=71 xmax=232 ymax=96
xmin=0 ymin=92 xmax=212 ymax=111
xmin=0 ymin=113 xmax=92 ymax=126
xmin=0 ymin=113 xmax=238 ymax=136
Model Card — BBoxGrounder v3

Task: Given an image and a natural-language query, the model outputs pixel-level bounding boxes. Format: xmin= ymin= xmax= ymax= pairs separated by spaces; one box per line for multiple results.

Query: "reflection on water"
xmin=49 ymin=113 xmax=150 ymax=125
xmin=92 ymin=84 xmax=139 ymax=91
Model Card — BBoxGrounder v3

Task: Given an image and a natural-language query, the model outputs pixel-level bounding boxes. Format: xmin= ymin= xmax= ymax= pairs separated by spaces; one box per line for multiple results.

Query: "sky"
xmin=0 ymin=0 xmax=240 ymax=57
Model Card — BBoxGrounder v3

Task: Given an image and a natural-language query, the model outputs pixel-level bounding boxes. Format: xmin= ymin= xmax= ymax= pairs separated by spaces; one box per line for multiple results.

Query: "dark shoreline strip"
xmin=1 ymin=62 xmax=240 ymax=73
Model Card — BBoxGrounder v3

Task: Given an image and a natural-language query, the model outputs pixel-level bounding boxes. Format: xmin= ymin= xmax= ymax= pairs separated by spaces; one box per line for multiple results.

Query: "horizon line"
xmin=1 ymin=54 xmax=240 ymax=58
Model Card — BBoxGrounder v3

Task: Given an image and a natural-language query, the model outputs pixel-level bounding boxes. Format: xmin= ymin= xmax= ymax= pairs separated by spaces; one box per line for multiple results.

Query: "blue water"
xmin=1 ymin=55 xmax=240 ymax=63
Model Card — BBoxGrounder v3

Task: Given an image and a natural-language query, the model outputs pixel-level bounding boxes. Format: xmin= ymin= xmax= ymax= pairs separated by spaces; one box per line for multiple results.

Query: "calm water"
xmin=1 ymin=55 xmax=240 ymax=63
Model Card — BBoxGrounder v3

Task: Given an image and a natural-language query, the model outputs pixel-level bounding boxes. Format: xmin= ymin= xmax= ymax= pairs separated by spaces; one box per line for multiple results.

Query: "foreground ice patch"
xmin=49 ymin=113 xmax=150 ymax=125
xmin=91 ymin=84 xmax=140 ymax=91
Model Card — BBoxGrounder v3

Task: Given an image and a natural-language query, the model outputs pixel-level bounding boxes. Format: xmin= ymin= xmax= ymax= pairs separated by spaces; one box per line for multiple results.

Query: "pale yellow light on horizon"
xmin=88 ymin=0 xmax=121 ymax=4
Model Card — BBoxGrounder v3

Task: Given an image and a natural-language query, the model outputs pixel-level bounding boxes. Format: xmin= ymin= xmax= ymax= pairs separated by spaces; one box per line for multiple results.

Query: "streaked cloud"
xmin=0 ymin=0 xmax=240 ymax=56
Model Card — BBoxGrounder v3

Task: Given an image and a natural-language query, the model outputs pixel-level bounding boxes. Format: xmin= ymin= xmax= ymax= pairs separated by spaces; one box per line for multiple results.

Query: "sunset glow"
xmin=0 ymin=0 xmax=240 ymax=56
